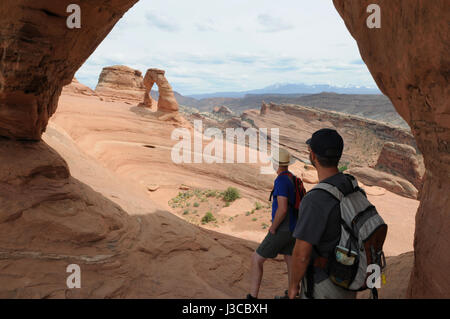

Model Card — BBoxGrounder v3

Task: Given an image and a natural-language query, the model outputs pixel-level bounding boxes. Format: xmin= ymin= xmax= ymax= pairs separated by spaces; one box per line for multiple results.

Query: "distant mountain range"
xmin=186 ymin=83 xmax=382 ymax=99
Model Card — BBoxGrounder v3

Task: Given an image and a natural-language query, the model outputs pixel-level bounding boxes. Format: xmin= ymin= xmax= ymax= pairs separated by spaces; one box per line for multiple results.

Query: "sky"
xmin=75 ymin=0 xmax=379 ymax=95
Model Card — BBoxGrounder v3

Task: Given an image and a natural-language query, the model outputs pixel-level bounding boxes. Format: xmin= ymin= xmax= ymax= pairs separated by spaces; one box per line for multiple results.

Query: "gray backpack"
xmin=312 ymin=174 xmax=387 ymax=295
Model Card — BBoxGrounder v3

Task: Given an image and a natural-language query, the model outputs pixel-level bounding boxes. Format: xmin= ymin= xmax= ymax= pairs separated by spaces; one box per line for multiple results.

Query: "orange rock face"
xmin=260 ymin=101 xmax=268 ymax=116
xmin=0 ymin=0 xmax=138 ymax=140
xmin=334 ymin=0 xmax=450 ymax=298
xmin=62 ymin=78 xmax=97 ymax=97
xmin=95 ymin=65 xmax=145 ymax=102
xmin=375 ymin=142 xmax=423 ymax=190
xmin=141 ymin=68 xmax=179 ymax=112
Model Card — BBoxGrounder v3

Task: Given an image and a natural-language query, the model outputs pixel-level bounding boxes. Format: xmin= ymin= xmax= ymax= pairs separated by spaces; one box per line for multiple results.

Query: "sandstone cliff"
xmin=95 ymin=65 xmax=145 ymax=103
xmin=334 ymin=0 xmax=450 ymax=298
xmin=62 ymin=78 xmax=97 ymax=97
xmin=0 ymin=0 xmax=139 ymax=140
xmin=141 ymin=68 xmax=179 ymax=112
xmin=375 ymin=142 xmax=424 ymax=190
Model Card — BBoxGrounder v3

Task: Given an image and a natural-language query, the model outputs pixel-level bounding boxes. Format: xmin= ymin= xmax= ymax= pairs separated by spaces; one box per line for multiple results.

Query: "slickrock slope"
xmin=141 ymin=69 xmax=179 ymax=112
xmin=95 ymin=65 xmax=145 ymax=103
xmin=62 ymin=78 xmax=97 ymax=97
xmin=0 ymin=0 xmax=139 ymax=140
xmin=375 ymin=142 xmax=424 ymax=190
xmin=242 ymin=103 xmax=418 ymax=171
xmin=334 ymin=0 xmax=450 ymax=298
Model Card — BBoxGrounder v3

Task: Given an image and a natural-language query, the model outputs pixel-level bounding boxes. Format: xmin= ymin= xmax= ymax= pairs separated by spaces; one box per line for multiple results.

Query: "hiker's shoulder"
xmin=301 ymin=185 xmax=340 ymax=209
xmin=274 ymin=174 xmax=291 ymax=185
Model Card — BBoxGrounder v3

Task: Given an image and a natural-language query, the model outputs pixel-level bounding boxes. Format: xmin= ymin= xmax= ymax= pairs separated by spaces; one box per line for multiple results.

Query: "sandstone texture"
xmin=260 ymin=101 xmax=268 ymax=115
xmin=375 ymin=142 xmax=423 ymax=190
xmin=0 ymin=0 xmax=139 ymax=140
xmin=334 ymin=0 xmax=450 ymax=298
xmin=62 ymin=78 xmax=97 ymax=97
xmin=141 ymin=68 xmax=179 ymax=112
xmin=242 ymin=103 xmax=417 ymax=173
xmin=95 ymin=65 xmax=145 ymax=103
xmin=213 ymin=105 xmax=233 ymax=116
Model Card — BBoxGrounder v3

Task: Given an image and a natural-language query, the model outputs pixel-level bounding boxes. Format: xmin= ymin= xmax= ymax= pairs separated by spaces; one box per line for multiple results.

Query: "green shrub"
xmin=201 ymin=212 xmax=216 ymax=224
xmin=339 ymin=165 xmax=348 ymax=172
xmin=255 ymin=202 xmax=263 ymax=210
xmin=223 ymin=187 xmax=240 ymax=202
xmin=183 ymin=210 xmax=189 ymax=215
xmin=193 ymin=202 xmax=200 ymax=207
xmin=224 ymin=201 xmax=230 ymax=207
xmin=206 ymin=190 xmax=217 ymax=197
xmin=252 ymin=218 xmax=257 ymax=222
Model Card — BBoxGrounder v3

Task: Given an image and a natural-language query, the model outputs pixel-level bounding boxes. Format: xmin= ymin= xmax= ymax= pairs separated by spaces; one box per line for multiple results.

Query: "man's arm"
xmin=288 ymin=239 xmax=312 ymax=299
xmin=269 ymin=196 xmax=288 ymax=234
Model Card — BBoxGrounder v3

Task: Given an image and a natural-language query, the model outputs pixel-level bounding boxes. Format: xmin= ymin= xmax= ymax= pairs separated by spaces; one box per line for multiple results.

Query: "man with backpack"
xmin=288 ymin=129 xmax=387 ymax=299
xmin=247 ymin=148 xmax=306 ymax=299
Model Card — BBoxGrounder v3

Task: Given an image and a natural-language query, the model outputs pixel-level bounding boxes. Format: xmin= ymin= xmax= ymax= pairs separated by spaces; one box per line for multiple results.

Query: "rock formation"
xmin=62 ymin=78 xmax=97 ymax=97
xmin=213 ymin=105 xmax=233 ymax=116
xmin=269 ymin=102 xmax=282 ymax=112
xmin=334 ymin=0 xmax=449 ymax=298
xmin=95 ymin=65 xmax=145 ymax=102
xmin=0 ymin=0 xmax=139 ymax=140
xmin=260 ymin=101 xmax=268 ymax=115
xmin=375 ymin=142 xmax=423 ymax=190
xmin=141 ymin=69 xmax=179 ymax=112
xmin=347 ymin=167 xmax=418 ymax=199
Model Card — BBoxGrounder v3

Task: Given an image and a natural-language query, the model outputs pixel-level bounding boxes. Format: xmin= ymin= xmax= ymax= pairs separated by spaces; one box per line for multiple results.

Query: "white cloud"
xmin=257 ymin=14 xmax=294 ymax=33
xmin=145 ymin=11 xmax=180 ymax=32
xmin=195 ymin=19 xmax=217 ymax=32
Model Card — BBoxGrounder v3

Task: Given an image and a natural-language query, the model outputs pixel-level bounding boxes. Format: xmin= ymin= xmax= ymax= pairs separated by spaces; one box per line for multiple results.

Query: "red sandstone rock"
xmin=141 ymin=69 xmax=179 ymax=112
xmin=334 ymin=0 xmax=450 ymax=298
xmin=62 ymin=78 xmax=97 ymax=97
xmin=260 ymin=101 xmax=268 ymax=115
xmin=375 ymin=142 xmax=423 ymax=190
xmin=347 ymin=167 xmax=418 ymax=199
xmin=0 ymin=0 xmax=139 ymax=140
xmin=95 ymin=65 xmax=145 ymax=102
xmin=213 ymin=105 xmax=233 ymax=116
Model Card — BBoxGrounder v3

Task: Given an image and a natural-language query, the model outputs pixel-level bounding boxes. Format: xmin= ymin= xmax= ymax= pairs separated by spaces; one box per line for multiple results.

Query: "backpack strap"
xmin=311 ymin=182 xmax=344 ymax=202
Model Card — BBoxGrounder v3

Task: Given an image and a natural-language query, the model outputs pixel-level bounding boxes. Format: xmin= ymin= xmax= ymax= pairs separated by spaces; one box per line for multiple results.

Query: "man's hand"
xmin=288 ymin=239 xmax=313 ymax=299
xmin=269 ymin=224 xmax=277 ymax=235
xmin=270 ymin=196 xmax=288 ymax=234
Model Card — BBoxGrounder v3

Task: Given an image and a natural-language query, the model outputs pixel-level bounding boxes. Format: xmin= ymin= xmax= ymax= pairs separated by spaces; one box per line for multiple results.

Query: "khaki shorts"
xmin=300 ymin=277 xmax=357 ymax=299
xmin=256 ymin=231 xmax=295 ymax=259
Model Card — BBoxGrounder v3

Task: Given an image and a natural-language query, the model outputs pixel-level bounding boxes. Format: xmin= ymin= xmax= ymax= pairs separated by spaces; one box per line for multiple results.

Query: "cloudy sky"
xmin=75 ymin=0 xmax=379 ymax=95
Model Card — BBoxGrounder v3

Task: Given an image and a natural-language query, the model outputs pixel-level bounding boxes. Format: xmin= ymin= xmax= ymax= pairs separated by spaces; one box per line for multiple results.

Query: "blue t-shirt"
xmin=272 ymin=172 xmax=296 ymax=232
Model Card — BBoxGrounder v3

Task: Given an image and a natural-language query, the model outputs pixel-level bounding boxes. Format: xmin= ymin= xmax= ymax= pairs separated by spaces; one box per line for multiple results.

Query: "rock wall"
xmin=334 ymin=0 xmax=450 ymax=298
xmin=347 ymin=167 xmax=418 ymax=199
xmin=95 ymin=65 xmax=145 ymax=102
xmin=375 ymin=142 xmax=423 ymax=190
xmin=141 ymin=68 xmax=179 ymax=112
xmin=62 ymin=78 xmax=97 ymax=97
xmin=0 ymin=0 xmax=138 ymax=140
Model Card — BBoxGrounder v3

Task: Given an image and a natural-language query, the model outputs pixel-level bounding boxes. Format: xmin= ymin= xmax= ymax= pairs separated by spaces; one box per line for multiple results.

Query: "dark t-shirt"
xmin=272 ymin=172 xmax=296 ymax=232
xmin=293 ymin=173 xmax=354 ymax=283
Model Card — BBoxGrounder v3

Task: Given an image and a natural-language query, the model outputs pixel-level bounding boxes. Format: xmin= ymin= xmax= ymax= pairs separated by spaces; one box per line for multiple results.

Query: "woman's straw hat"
xmin=271 ymin=148 xmax=296 ymax=166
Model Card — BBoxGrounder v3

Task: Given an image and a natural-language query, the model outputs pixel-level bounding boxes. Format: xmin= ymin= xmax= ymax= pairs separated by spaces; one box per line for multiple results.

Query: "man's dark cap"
xmin=306 ymin=128 xmax=344 ymax=158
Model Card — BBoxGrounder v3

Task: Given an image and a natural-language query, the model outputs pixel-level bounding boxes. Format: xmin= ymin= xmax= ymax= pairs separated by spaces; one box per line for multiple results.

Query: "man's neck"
xmin=317 ymin=167 xmax=339 ymax=182
xmin=277 ymin=167 xmax=288 ymax=175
